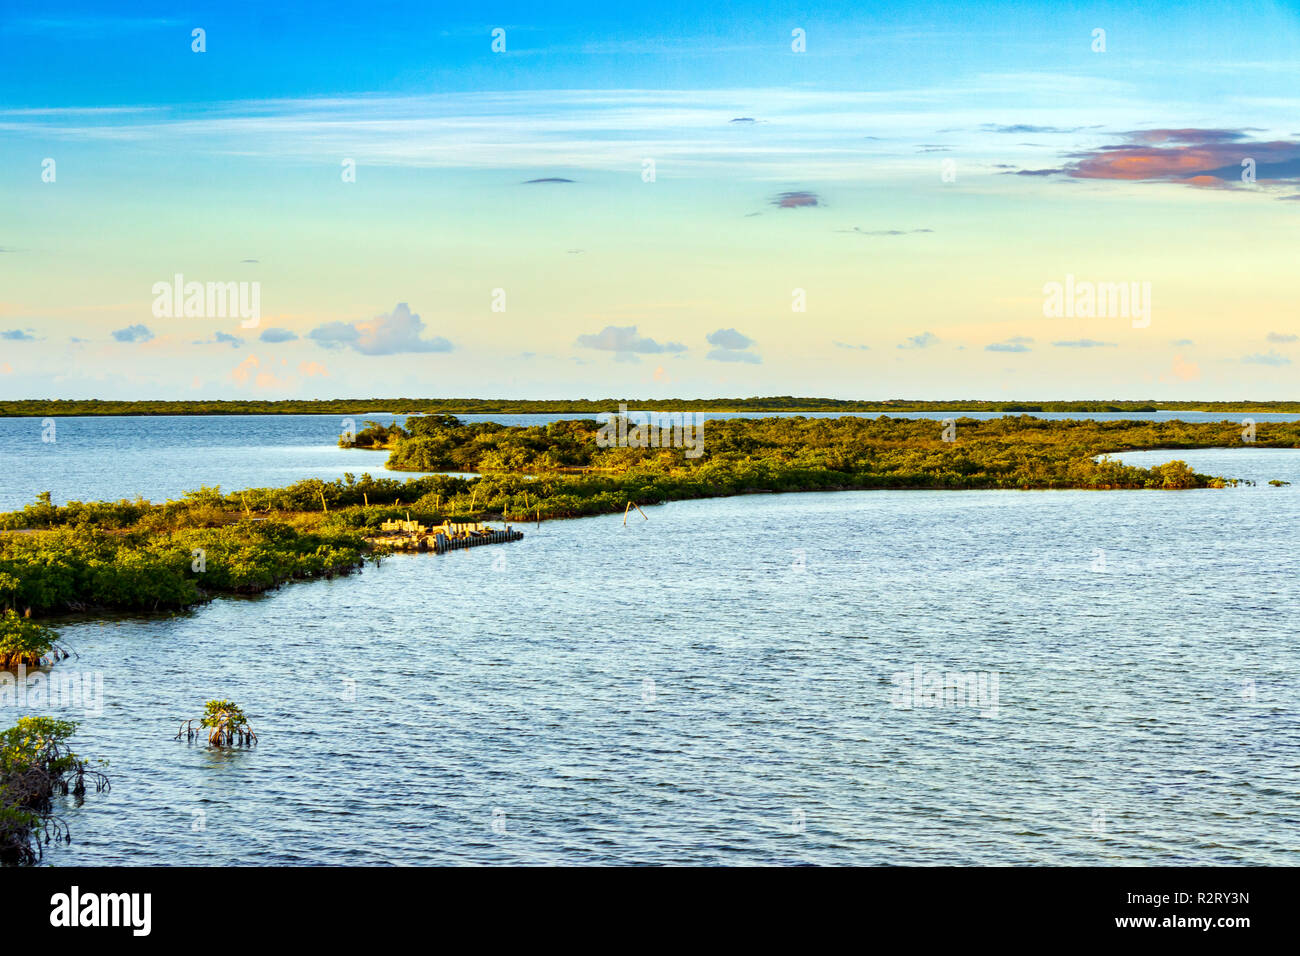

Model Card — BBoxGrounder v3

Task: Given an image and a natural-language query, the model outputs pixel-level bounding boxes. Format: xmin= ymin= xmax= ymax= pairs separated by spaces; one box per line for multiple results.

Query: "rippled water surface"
xmin=2 ymin=419 xmax=1298 ymax=865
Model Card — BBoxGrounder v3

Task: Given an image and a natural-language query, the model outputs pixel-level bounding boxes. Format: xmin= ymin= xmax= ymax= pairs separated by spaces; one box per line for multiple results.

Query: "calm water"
xmin=2 ymin=418 xmax=1298 ymax=865
xmin=2 ymin=410 xmax=1299 ymax=510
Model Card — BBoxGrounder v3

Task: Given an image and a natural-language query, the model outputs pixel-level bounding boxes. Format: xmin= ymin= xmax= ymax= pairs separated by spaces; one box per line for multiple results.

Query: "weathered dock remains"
xmin=367 ymin=518 xmax=524 ymax=554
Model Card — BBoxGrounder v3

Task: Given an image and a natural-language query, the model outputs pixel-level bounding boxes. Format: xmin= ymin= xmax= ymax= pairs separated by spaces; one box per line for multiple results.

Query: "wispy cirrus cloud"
xmin=986 ymin=336 xmax=1033 ymax=353
xmin=1242 ymin=350 xmax=1292 ymax=366
xmin=838 ymin=226 xmax=933 ymax=236
xmin=981 ymin=123 xmax=1088 ymax=135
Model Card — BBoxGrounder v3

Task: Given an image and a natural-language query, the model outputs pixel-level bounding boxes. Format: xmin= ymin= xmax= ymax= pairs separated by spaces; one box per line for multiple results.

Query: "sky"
xmin=1 ymin=0 xmax=1299 ymax=400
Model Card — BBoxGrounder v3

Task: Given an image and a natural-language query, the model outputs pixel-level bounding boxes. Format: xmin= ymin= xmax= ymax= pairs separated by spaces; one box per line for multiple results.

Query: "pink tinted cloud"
xmin=1063 ymin=129 xmax=1300 ymax=187
xmin=773 ymin=190 xmax=819 ymax=208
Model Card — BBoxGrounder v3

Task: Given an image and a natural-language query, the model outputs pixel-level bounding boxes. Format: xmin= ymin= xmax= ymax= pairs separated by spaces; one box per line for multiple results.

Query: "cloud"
xmin=772 ymin=190 xmax=819 ymax=209
xmin=982 ymin=123 xmax=1084 ymax=135
xmin=1003 ymin=167 xmax=1064 ymax=177
xmin=833 ymin=340 xmax=871 ymax=351
xmin=0 ymin=362 xmax=11 ymax=375
xmin=898 ymin=331 xmax=939 ymax=350
xmin=1265 ymin=332 xmax=1298 ymax=343
xmin=839 ymin=227 xmax=933 ymax=236
xmin=229 ymin=354 xmax=296 ymax=390
xmin=1172 ymin=338 xmax=1194 ymax=346
xmin=309 ymin=303 xmax=452 ymax=355
xmin=230 ymin=354 xmax=259 ymax=386
xmin=706 ymin=328 xmax=754 ymax=350
xmin=298 ymin=360 xmax=328 ymax=378
xmin=1 ymin=328 xmax=35 ymax=341
xmin=576 ymin=325 xmax=686 ymax=360
xmin=1242 ymin=350 xmax=1292 ymax=366
xmin=707 ymin=349 xmax=761 ymax=363
xmin=985 ymin=336 xmax=1033 ymax=353
xmin=1053 ymin=339 xmax=1117 ymax=348
xmin=523 ymin=177 xmax=575 ymax=183
xmin=193 ymin=331 xmax=243 ymax=348
xmin=260 ymin=327 xmax=299 ymax=343
xmin=729 ymin=117 xmax=756 ymax=124
xmin=704 ymin=327 xmax=760 ymax=363
xmin=112 ymin=324 xmax=153 ymax=343
xmin=1159 ymin=354 xmax=1202 ymax=383
xmin=1061 ymin=129 xmax=1300 ymax=187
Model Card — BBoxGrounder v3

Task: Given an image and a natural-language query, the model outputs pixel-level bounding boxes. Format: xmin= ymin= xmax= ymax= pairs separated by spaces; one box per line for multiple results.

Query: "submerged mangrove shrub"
xmin=0 ymin=610 xmax=67 ymax=669
xmin=0 ymin=717 xmax=109 ymax=865
xmin=176 ymin=700 xmax=258 ymax=747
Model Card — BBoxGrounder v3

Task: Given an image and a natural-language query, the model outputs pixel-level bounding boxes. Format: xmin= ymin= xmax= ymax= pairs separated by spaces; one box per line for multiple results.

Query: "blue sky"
xmin=2 ymin=1 xmax=1299 ymax=399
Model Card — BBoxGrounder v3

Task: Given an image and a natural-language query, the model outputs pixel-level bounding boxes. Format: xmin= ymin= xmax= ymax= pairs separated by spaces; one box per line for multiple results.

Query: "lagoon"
xmin=0 ymin=418 xmax=1296 ymax=863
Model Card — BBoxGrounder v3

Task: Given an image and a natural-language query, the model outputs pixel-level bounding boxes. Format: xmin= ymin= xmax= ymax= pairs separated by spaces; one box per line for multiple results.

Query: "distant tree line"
xmin=6 ymin=397 xmax=1300 ymax=417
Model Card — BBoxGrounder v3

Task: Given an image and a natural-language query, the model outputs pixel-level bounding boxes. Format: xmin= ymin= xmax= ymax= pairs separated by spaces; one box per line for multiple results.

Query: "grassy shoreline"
xmin=3 ymin=414 xmax=1298 ymax=619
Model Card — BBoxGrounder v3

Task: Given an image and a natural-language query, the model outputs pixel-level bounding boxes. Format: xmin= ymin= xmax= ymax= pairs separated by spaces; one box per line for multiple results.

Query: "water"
xmin=2 ymin=419 xmax=1298 ymax=864
xmin=3 ymin=410 xmax=1298 ymax=510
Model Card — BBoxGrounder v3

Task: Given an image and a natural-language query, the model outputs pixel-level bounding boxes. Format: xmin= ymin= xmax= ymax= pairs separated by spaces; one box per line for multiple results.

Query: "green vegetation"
xmin=0 ymin=610 xmax=65 ymax=668
xmin=0 ymin=490 xmax=372 ymax=616
xmin=6 ymin=397 xmax=1300 ymax=416
xmin=176 ymin=700 xmax=257 ymax=747
xmin=4 ymin=415 xmax=1297 ymax=619
xmin=365 ymin=411 xmax=1300 ymax=489
xmin=0 ymin=717 xmax=108 ymax=865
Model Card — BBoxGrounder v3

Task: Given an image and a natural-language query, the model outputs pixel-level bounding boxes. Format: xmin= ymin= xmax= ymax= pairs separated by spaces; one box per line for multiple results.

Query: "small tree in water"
xmin=0 ymin=610 xmax=69 ymax=669
xmin=175 ymin=700 xmax=258 ymax=747
xmin=0 ymin=717 xmax=109 ymax=865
